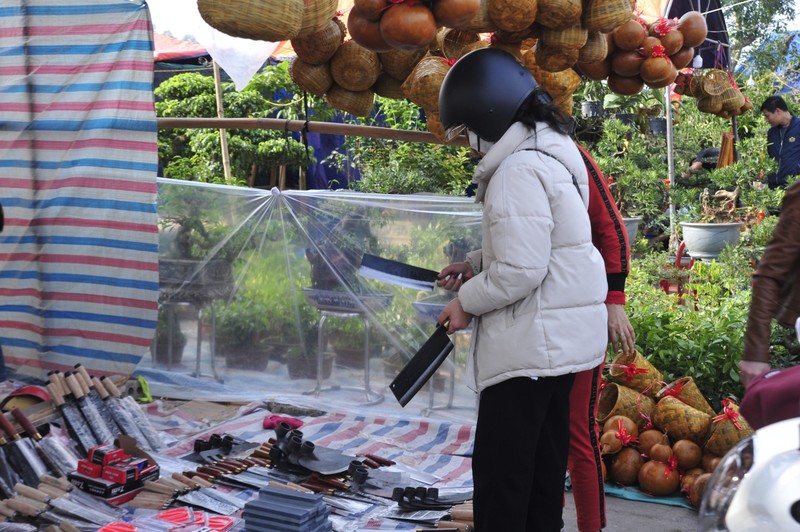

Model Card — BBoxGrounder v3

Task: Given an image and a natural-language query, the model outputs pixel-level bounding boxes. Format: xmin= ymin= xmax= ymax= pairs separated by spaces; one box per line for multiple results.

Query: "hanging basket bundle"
xmin=372 ymin=73 xmax=406 ymax=100
xmin=533 ymin=42 xmax=579 ymax=72
xmin=449 ymin=0 xmax=497 ymax=33
xmin=379 ymin=47 xmax=428 ymax=81
xmin=291 ymin=17 xmax=346 ymax=66
xmin=426 ymin=111 xmax=447 ymax=143
xmin=297 ymin=0 xmax=339 ymax=37
xmin=539 ymin=24 xmax=589 ymax=50
xmin=330 ymin=40 xmax=382 ymax=92
xmin=289 ymin=57 xmax=333 ymax=97
xmin=402 ymin=55 xmax=451 ymax=113
xmin=536 ymin=0 xmax=582 ymax=30
xmin=578 ymin=31 xmax=609 ymax=64
xmin=198 ymin=0 xmax=305 ymax=42
xmin=436 ymin=28 xmax=481 ymax=60
xmin=325 ymin=84 xmax=375 ymax=117
xmin=582 ymin=0 xmax=633 ymax=33
xmin=488 ymin=0 xmax=538 ymax=33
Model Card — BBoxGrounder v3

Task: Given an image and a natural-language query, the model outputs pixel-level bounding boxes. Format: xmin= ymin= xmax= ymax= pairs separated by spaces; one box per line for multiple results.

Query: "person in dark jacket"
xmin=760 ymin=96 xmax=800 ymax=189
xmin=739 ymin=180 xmax=800 ymax=385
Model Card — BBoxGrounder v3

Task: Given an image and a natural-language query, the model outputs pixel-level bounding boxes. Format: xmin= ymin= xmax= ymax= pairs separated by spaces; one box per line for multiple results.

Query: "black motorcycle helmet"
xmin=439 ymin=48 xmax=546 ymax=142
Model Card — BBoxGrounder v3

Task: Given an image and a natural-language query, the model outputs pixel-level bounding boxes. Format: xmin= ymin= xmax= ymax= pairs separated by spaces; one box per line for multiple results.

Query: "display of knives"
xmin=45 ymin=381 xmax=98 ymax=457
xmin=5 ymin=494 xmax=98 ymax=531
xmin=0 ymin=438 xmax=18 ymax=498
xmin=92 ymin=376 xmax=151 ymax=449
xmin=0 ymin=413 xmax=47 ymax=487
xmin=14 ymin=483 xmax=118 ymax=526
xmin=73 ymin=364 xmax=121 ymax=437
xmin=10 ymin=408 xmax=76 ymax=478
xmin=40 ymin=474 xmax=124 ymax=519
xmin=100 ymin=376 xmax=163 ymax=451
xmin=63 ymin=371 xmax=115 ymax=445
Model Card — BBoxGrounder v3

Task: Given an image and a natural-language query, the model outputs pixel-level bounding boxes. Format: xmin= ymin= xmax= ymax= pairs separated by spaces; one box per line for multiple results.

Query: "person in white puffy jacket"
xmin=437 ymin=48 xmax=608 ymax=532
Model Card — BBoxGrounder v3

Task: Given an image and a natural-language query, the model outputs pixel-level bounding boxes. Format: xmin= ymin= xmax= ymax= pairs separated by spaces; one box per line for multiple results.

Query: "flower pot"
xmin=648 ymin=117 xmax=667 ymax=135
xmin=622 ymin=216 xmax=643 ymax=242
xmin=680 ymin=222 xmax=743 ymax=260
xmin=332 ymin=345 xmax=366 ymax=369
xmin=287 ymin=353 xmax=334 ymax=380
xmin=153 ymin=339 xmax=186 ymax=365
xmin=581 ymin=100 xmax=604 ymax=118
xmin=610 ymin=112 xmax=636 ymax=127
xmin=222 ymin=343 xmax=271 ymax=371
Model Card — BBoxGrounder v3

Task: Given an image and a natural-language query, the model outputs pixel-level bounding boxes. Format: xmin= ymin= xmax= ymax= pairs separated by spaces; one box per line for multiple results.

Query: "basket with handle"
xmin=291 ymin=17 xmax=346 ymax=66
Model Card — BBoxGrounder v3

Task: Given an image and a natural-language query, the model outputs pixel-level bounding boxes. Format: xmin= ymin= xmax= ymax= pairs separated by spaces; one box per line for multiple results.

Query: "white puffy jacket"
xmin=459 ymin=122 xmax=608 ymax=392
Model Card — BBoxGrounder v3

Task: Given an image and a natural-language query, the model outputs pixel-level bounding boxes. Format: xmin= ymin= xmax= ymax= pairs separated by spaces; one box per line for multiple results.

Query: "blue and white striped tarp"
xmin=0 ymin=0 xmax=158 ymax=379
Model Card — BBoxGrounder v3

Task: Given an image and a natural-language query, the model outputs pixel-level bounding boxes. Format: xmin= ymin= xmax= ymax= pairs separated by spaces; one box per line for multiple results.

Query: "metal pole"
xmin=666 ymin=84 xmax=679 ymax=254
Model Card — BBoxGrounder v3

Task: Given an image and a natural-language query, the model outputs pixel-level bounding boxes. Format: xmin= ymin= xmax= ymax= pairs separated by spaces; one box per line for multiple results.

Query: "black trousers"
xmin=472 ymin=374 xmax=575 ymax=532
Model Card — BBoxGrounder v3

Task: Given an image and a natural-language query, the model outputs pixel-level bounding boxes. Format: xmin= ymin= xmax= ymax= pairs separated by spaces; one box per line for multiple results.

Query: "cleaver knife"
xmin=390 ymin=324 xmax=454 ymax=407
xmin=359 ymin=254 xmax=439 ymax=291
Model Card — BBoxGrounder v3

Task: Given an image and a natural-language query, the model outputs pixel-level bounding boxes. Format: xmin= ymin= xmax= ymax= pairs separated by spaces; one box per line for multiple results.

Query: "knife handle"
xmin=64 ymin=373 xmax=85 ymax=400
xmin=10 ymin=408 xmax=41 ymax=440
xmin=100 ymin=377 xmax=122 ymax=398
xmin=40 ymin=474 xmax=74 ymax=493
xmin=46 ymin=383 xmax=65 ymax=407
xmin=37 ymin=483 xmax=67 ymax=499
xmin=92 ymin=377 xmax=110 ymax=399
xmin=5 ymin=497 xmax=44 ymax=517
xmin=74 ymin=365 xmax=94 ymax=393
xmin=0 ymin=413 xmax=19 ymax=440
xmin=0 ymin=500 xmax=16 ymax=519
xmin=13 ymin=483 xmax=50 ymax=503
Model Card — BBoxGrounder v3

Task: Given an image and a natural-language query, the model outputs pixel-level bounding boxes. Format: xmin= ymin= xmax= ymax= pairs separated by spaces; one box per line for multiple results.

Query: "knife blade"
xmin=358 ymin=254 xmax=439 ymax=291
xmin=73 ymin=364 xmax=122 ymax=438
xmin=45 ymin=382 xmax=98 ymax=457
xmin=390 ymin=324 xmax=454 ymax=407
xmin=91 ymin=376 xmax=151 ymax=449
xmin=0 ymin=413 xmax=47 ymax=486
xmin=64 ymin=372 xmax=115 ymax=445
xmin=100 ymin=376 xmax=163 ymax=451
xmin=9 ymin=408 xmax=64 ymax=478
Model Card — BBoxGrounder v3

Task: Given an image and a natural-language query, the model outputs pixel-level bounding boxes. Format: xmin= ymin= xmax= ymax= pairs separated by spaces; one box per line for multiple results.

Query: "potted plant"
xmin=579 ymin=80 xmax=606 ymax=118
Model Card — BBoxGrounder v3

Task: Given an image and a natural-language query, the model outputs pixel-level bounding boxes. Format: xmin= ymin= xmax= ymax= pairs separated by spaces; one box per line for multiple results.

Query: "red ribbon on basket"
xmin=712 ymin=399 xmax=743 ymax=429
xmin=640 ymin=412 xmax=655 ymax=431
xmin=606 ymin=363 xmax=648 ymax=386
xmin=659 ymin=380 xmax=687 ymax=400
xmin=616 ymin=419 xmax=639 ymax=447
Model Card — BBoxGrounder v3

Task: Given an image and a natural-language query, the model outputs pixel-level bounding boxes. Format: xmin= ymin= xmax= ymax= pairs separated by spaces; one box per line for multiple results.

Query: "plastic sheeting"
xmin=150 ymin=179 xmax=482 ymax=404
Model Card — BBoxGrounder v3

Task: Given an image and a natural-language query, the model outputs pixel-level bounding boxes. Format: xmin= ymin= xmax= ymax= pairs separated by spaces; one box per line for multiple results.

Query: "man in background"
xmin=760 ymin=95 xmax=800 ymax=189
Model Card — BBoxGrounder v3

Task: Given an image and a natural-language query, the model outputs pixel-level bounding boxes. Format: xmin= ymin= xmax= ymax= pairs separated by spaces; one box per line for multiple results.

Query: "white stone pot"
xmin=680 ymin=222 xmax=743 ymax=260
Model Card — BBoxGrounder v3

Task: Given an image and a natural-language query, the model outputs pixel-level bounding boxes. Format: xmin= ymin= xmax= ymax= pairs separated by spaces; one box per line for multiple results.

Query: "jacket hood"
xmin=472 ymin=121 xmax=544 ymax=202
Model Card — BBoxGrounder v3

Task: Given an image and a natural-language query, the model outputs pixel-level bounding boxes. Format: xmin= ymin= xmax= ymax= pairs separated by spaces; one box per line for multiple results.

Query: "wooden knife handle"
xmin=64 ymin=373 xmax=85 ymax=400
xmin=5 ymin=497 xmax=44 ymax=517
xmin=0 ymin=412 xmax=19 ymax=440
xmin=13 ymin=483 xmax=50 ymax=503
xmin=45 ymin=383 xmax=65 ymax=407
xmin=100 ymin=377 xmax=122 ymax=397
xmin=74 ymin=365 xmax=94 ymax=392
xmin=92 ymin=377 xmax=110 ymax=399
xmin=40 ymin=474 xmax=73 ymax=493
xmin=10 ymin=408 xmax=41 ymax=440
xmin=0 ymin=500 xmax=16 ymax=519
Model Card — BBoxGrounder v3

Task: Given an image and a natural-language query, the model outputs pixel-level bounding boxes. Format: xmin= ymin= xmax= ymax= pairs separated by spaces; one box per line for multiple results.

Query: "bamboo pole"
xmin=212 ymin=61 xmax=232 ymax=182
xmin=156 ymin=117 xmax=469 ymax=147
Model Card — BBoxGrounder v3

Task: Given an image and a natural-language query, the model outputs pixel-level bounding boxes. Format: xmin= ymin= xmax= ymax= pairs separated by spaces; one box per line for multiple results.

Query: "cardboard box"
xmin=77 ymin=459 xmax=102 ymax=478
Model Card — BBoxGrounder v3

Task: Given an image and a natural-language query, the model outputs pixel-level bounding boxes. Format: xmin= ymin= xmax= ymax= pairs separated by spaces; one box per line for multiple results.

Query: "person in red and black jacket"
xmin=568 ymin=145 xmax=636 ymax=532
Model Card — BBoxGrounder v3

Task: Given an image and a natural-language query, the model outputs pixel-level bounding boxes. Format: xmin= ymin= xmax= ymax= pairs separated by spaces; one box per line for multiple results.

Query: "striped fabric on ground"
xmin=0 ymin=0 xmax=158 ymax=378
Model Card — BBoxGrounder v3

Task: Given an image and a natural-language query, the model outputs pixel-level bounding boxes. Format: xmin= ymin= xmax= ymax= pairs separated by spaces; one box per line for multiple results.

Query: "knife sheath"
xmin=390 ymin=325 xmax=454 ymax=407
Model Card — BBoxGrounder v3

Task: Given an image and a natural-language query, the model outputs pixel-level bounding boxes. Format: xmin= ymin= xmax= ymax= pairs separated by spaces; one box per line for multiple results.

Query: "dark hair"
xmin=514 ymin=92 xmax=574 ymax=137
xmin=760 ymin=95 xmax=789 ymax=113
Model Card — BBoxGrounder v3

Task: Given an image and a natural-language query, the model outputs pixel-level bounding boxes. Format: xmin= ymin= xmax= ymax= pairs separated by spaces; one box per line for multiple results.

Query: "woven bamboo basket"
xmin=402 ymin=55 xmax=451 ymax=112
xmin=528 ymin=64 xmax=581 ymax=98
xmin=578 ymin=31 xmax=609 ymax=63
xmin=697 ymin=94 xmax=724 ymax=114
xmin=330 ymin=40 xmax=382 ymax=92
xmin=198 ymin=0 xmax=305 ymax=42
xmin=552 ymin=93 xmax=574 ymax=116
xmin=720 ymin=87 xmax=746 ymax=113
xmin=494 ymin=28 xmax=537 ymax=45
xmin=325 ymin=84 xmax=375 ymax=117
xmin=597 ymin=383 xmax=656 ymax=431
xmin=704 ymin=401 xmax=753 ymax=457
xmin=488 ymin=0 xmax=537 ymax=32
xmin=426 ymin=111 xmax=447 ymax=143
xmin=582 ymin=0 xmax=634 ymax=33
xmin=379 ymin=48 xmax=427 ymax=81
xmin=653 ymin=396 xmax=712 ymax=444
xmin=607 ymin=350 xmax=664 ymax=398
xmin=655 ymin=376 xmax=715 ymax=417
xmin=373 ymin=73 xmax=406 ymax=100
xmin=701 ymin=69 xmax=730 ymax=96
xmin=291 ymin=17 xmax=346 ymax=66
xmin=437 ymin=28 xmax=481 ymax=60
xmin=537 ymin=0 xmax=582 ymax=30
xmin=451 ymin=0 xmax=497 ymax=33
xmin=458 ymin=39 xmax=491 ymax=58
xmin=297 ymin=0 xmax=339 ymax=37
xmin=534 ymin=43 xmax=579 ymax=72
xmin=540 ymin=24 xmax=589 ymax=50
xmin=489 ymin=41 xmax=523 ymax=61
xmin=290 ymin=57 xmax=333 ymax=96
